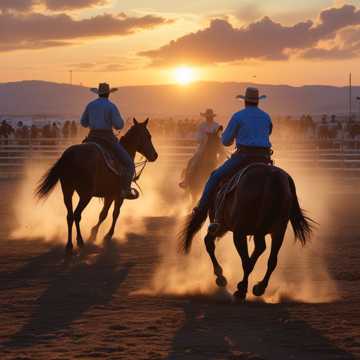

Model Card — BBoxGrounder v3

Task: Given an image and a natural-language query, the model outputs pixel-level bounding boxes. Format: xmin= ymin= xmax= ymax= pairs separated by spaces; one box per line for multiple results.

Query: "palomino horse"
xmin=36 ymin=119 xmax=158 ymax=253
xmin=180 ymin=164 xmax=314 ymax=300
xmin=186 ymin=127 xmax=226 ymax=204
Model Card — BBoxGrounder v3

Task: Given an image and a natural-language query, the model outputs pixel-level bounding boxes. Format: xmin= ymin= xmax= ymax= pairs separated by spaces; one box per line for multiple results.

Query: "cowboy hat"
xmin=200 ymin=108 xmax=217 ymax=118
xmin=90 ymin=83 xmax=118 ymax=96
xmin=236 ymin=87 xmax=266 ymax=103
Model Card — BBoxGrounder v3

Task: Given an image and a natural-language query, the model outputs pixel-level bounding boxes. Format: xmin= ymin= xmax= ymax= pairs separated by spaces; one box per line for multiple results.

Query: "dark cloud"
xmin=140 ymin=4 xmax=360 ymax=65
xmin=0 ymin=0 xmax=33 ymax=12
xmin=0 ymin=12 xmax=172 ymax=52
xmin=0 ymin=0 xmax=108 ymax=12
xmin=43 ymin=0 xmax=107 ymax=11
xmin=302 ymin=26 xmax=360 ymax=60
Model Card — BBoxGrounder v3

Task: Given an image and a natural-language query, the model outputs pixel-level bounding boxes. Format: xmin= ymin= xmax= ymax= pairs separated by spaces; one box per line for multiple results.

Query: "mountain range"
xmin=0 ymin=80 xmax=358 ymax=119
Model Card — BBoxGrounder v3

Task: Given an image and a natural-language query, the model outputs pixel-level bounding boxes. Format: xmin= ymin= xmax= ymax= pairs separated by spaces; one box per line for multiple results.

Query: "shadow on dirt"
xmin=166 ymin=295 xmax=355 ymax=360
xmin=1 ymin=239 xmax=132 ymax=349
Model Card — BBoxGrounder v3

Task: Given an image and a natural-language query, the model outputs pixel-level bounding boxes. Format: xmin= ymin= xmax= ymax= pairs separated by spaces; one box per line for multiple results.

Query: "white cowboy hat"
xmin=90 ymin=83 xmax=118 ymax=96
xmin=236 ymin=87 xmax=267 ymax=103
xmin=200 ymin=108 xmax=217 ymax=118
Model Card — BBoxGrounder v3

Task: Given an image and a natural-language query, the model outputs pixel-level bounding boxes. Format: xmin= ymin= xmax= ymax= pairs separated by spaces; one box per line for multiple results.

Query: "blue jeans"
xmin=198 ymin=152 xmax=248 ymax=210
xmin=110 ymin=141 xmax=135 ymax=188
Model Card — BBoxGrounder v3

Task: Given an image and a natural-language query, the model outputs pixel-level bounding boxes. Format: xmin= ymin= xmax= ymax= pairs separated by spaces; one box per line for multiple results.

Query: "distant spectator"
xmin=70 ymin=121 xmax=78 ymax=138
xmin=0 ymin=120 xmax=14 ymax=139
xmin=51 ymin=122 xmax=60 ymax=138
xmin=62 ymin=121 xmax=70 ymax=138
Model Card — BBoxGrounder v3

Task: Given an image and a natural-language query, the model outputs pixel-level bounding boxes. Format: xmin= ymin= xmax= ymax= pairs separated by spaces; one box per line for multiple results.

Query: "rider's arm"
xmin=111 ymin=105 xmax=125 ymax=130
xmin=221 ymin=114 xmax=238 ymax=147
xmin=80 ymin=105 xmax=90 ymax=128
xmin=196 ymin=123 xmax=205 ymax=143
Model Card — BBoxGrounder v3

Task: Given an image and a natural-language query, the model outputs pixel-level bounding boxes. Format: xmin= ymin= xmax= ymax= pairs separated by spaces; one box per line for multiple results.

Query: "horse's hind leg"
xmin=234 ymin=232 xmax=266 ymax=300
xmin=74 ymin=194 xmax=92 ymax=248
xmin=61 ymin=181 xmax=74 ymax=254
xmin=104 ymin=199 xmax=123 ymax=242
xmin=89 ymin=197 xmax=113 ymax=242
xmin=253 ymin=224 xmax=287 ymax=297
xmin=204 ymin=232 xmax=227 ymax=287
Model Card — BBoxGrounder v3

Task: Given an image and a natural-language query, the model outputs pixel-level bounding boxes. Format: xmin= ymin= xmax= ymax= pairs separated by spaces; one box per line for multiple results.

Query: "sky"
xmin=0 ymin=0 xmax=359 ymax=86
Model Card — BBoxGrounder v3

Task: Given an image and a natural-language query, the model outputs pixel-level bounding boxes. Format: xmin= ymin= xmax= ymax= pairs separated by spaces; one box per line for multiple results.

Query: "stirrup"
xmin=121 ymin=187 xmax=139 ymax=200
xmin=208 ymin=222 xmax=220 ymax=235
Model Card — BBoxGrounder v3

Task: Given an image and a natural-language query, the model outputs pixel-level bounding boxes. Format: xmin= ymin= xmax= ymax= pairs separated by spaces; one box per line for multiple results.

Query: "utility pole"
xmin=357 ymin=96 xmax=360 ymax=121
xmin=70 ymin=70 xmax=73 ymax=85
xmin=349 ymin=72 xmax=352 ymax=121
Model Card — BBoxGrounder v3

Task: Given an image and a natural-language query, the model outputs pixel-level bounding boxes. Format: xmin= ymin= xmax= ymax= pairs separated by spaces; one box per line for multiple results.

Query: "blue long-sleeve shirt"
xmin=222 ymin=107 xmax=272 ymax=148
xmin=80 ymin=98 xmax=124 ymax=130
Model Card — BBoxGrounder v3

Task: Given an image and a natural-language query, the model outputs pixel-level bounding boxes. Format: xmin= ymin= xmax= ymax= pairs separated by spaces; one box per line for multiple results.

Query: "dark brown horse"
xmin=36 ymin=119 xmax=158 ymax=253
xmin=180 ymin=164 xmax=314 ymax=300
xmin=186 ymin=127 xmax=225 ymax=204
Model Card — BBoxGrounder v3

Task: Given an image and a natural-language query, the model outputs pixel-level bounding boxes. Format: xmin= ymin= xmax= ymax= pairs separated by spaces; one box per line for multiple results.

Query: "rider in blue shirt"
xmin=194 ymin=87 xmax=272 ymax=218
xmin=80 ymin=83 xmax=136 ymax=199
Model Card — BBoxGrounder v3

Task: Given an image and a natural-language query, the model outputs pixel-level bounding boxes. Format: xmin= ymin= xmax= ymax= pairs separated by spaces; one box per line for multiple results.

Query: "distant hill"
xmin=0 ymin=80 xmax=358 ymax=120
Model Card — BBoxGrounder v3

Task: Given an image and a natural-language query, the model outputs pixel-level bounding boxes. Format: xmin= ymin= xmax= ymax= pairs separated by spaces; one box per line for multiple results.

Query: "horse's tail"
xmin=35 ymin=153 xmax=66 ymax=200
xmin=179 ymin=208 xmax=208 ymax=254
xmin=288 ymin=176 xmax=315 ymax=246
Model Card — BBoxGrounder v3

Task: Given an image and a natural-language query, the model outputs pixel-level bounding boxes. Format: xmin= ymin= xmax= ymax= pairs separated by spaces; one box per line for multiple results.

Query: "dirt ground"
xmin=0 ymin=179 xmax=359 ymax=360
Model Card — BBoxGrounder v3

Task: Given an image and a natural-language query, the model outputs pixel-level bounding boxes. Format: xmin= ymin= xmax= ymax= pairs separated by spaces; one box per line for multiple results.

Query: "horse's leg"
xmin=234 ymin=233 xmax=267 ymax=300
xmin=89 ymin=197 xmax=113 ymax=242
xmin=253 ymin=224 xmax=287 ymax=297
xmin=73 ymin=194 xmax=92 ymax=248
xmin=204 ymin=232 xmax=227 ymax=287
xmin=104 ymin=198 xmax=123 ymax=241
xmin=62 ymin=182 xmax=74 ymax=254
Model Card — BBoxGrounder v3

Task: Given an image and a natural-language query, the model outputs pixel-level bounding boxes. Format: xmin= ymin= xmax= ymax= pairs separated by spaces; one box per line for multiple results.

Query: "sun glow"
xmin=173 ymin=66 xmax=197 ymax=85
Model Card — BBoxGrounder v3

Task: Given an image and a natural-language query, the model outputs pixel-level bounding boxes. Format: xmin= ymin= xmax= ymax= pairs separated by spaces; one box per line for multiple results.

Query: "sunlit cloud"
xmin=140 ymin=4 xmax=360 ymax=66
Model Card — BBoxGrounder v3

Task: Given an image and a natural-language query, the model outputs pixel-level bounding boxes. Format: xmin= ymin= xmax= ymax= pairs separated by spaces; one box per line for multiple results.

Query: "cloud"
xmin=43 ymin=0 xmax=107 ymax=11
xmin=139 ymin=4 xmax=360 ymax=65
xmin=0 ymin=0 xmax=110 ymax=12
xmin=302 ymin=25 xmax=360 ymax=59
xmin=0 ymin=12 xmax=173 ymax=52
xmin=0 ymin=0 xmax=33 ymax=12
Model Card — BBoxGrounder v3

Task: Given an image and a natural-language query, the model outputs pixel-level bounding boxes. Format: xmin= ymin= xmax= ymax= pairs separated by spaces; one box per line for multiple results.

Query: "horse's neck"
xmin=120 ymin=134 xmax=136 ymax=159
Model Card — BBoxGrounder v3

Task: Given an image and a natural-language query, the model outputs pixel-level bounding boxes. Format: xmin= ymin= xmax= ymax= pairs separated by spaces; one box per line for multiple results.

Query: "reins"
xmin=132 ymin=157 xmax=148 ymax=194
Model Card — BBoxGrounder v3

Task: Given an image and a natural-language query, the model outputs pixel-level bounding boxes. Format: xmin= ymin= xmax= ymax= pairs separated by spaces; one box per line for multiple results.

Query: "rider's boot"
xmin=121 ymin=187 xmax=139 ymax=200
xmin=121 ymin=173 xmax=139 ymax=200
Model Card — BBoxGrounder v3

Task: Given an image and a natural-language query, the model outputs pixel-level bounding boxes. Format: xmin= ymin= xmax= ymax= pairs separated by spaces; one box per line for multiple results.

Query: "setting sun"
xmin=173 ymin=66 xmax=197 ymax=85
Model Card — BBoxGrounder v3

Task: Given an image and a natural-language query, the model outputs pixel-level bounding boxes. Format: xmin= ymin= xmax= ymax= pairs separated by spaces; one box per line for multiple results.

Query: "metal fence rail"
xmin=2 ymin=138 xmax=360 ymax=178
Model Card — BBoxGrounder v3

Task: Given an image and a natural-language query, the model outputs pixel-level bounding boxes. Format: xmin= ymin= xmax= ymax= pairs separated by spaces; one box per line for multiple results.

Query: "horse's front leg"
xmin=89 ymin=197 xmax=113 ymax=242
xmin=104 ymin=198 xmax=123 ymax=242
xmin=204 ymin=232 xmax=227 ymax=287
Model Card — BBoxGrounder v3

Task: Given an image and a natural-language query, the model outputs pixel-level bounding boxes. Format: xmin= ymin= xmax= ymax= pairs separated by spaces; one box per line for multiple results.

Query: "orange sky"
xmin=1 ymin=0 xmax=359 ymax=86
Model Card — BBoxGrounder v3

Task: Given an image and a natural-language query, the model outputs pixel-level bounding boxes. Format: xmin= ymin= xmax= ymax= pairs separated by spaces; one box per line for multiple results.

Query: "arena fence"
xmin=1 ymin=137 xmax=360 ymax=179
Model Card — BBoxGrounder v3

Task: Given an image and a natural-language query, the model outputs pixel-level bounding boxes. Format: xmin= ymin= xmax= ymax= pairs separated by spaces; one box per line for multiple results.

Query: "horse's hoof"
xmin=77 ymin=241 xmax=85 ymax=249
xmin=65 ymin=246 xmax=73 ymax=256
xmin=216 ymin=275 xmax=228 ymax=288
xmin=253 ymin=283 xmax=266 ymax=297
xmin=89 ymin=230 xmax=97 ymax=243
xmin=104 ymin=234 xmax=113 ymax=244
xmin=233 ymin=290 xmax=247 ymax=302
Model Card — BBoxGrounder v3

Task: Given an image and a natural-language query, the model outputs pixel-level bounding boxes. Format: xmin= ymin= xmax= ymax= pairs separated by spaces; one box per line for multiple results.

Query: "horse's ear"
xmin=215 ymin=125 xmax=223 ymax=135
xmin=144 ymin=118 xmax=149 ymax=126
xmin=133 ymin=118 xmax=138 ymax=125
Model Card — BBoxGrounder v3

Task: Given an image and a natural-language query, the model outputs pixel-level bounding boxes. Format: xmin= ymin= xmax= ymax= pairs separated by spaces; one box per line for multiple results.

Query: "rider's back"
xmin=222 ymin=107 xmax=272 ymax=148
xmin=81 ymin=98 xmax=124 ymax=130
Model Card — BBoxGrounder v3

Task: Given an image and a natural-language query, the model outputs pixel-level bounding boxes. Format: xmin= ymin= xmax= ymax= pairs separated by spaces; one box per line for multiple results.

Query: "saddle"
xmin=214 ymin=157 xmax=273 ymax=224
xmin=83 ymin=131 xmax=123 ymax=177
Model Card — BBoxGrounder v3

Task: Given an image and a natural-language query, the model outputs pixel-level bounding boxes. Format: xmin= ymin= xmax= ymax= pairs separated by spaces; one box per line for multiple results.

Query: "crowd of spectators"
xmin=1 ymin=115 xmax=360 ymax=145
xmin=0 ymin=120 xmax=78 ymax=143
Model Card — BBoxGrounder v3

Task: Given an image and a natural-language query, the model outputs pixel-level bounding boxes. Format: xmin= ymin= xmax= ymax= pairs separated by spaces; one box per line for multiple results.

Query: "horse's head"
xmin=205 ymin=125 xmax=223 ymax=154
xmin=123 ymin=118 xmax=158 ymax=162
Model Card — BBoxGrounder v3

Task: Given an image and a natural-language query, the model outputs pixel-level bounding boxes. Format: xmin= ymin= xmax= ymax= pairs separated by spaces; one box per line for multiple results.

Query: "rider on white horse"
xmin=179 ymin=109 xmax=222 ymax=189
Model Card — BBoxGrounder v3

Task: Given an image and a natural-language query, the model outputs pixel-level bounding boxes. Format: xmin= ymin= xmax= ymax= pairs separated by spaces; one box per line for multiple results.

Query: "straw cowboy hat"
xmin=200 ymin=108 xmax=217 ymax=119
xmin=90 ymin=83 xmax=118 ymax=96
xmin=236 ymin=87 xmax=266 ymax=103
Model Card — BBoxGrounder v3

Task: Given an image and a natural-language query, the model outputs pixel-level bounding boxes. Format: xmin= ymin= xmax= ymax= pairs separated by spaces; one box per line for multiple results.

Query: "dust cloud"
xmin=10 ymin=150 xmax=341 ymax=304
